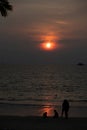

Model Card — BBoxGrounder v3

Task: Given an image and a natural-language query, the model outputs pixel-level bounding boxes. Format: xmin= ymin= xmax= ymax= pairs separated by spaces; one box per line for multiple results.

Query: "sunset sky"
xmin=0 ymin=0 xmax=87 ymax=64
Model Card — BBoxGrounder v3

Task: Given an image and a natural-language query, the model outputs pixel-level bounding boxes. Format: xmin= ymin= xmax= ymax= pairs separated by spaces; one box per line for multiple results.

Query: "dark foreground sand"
xmin=0 ymin=116 xmax=87 ymax=130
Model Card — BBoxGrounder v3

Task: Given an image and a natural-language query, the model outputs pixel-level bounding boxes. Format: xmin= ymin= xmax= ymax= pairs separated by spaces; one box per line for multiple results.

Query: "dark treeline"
xmin=0 ymin=0 xmax=12 ymax=17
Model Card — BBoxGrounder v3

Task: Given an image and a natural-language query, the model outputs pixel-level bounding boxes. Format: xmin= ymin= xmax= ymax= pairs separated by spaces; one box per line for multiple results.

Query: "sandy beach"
xmin=0 ymin=116 xmax=87 ymax=130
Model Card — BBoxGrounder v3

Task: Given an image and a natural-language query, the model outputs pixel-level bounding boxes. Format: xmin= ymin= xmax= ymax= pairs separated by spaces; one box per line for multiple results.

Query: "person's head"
xmin=54 ymin=110 xmax=57 ymax=113
xmin=54 ymin=110 xmax=56 ymax=112
xmin=64 ymin=99 xmax=68 ymax=103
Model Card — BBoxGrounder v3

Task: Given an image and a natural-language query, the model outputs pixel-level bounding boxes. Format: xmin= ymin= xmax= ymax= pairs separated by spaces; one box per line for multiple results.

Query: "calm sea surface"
xmin=0 ymin=64 xmax=87 ymax=116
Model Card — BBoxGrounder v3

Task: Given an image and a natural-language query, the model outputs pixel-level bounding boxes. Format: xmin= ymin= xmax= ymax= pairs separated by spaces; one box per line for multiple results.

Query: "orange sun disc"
xmin=41 ymin=42 xmax=56 ymax=51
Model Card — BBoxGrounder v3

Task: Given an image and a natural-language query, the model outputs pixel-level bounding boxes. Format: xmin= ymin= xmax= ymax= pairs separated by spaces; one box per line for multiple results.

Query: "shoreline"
xmin=0 ymin=103 xmax=87 ymax=117
xmin=0 ymin=116 xmax=87 ymax=130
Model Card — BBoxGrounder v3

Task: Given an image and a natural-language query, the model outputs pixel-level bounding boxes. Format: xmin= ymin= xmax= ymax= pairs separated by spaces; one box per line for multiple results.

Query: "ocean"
xmin=0 ymin=64 xmax=87 ymax=117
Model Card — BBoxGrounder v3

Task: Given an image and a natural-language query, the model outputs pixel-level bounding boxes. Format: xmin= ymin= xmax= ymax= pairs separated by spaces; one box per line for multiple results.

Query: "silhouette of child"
xmin=53 ymin=110 xmax=59 ymax=118
xmin=43 ymin=112 xmax=47 ymax=118
xmin=61 ymin=99 xmax=69 ymax=119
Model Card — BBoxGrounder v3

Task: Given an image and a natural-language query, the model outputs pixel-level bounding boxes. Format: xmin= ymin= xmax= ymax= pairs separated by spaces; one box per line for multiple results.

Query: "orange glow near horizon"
xmin=39 ymin=32 xmax=60 ymax=51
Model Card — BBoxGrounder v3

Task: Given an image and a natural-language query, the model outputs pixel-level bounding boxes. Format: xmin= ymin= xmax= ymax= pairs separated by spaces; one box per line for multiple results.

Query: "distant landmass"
xmin=77 ymin=62 xmax=85 ymax=66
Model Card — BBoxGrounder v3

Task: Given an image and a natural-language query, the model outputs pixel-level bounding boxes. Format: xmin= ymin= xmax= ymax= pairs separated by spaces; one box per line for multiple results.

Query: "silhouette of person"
xmin=53 ymin=110 xmax=59 ymax=118
xmin=61 ymin=99 xmax=69 ymax=119
xmin=43 ymin=112 xmax=47 ymax=118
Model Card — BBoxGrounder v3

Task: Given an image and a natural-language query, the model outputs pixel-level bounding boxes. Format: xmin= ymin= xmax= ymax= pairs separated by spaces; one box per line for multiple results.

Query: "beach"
xmin=0 ymin=0 xmax=87 ymax=129
xmin=0 ymin=101 xmax=87 ymax=130
xmin=0 ymin=65 xmax=87 ymax=129
xmin=0 ymin=116 xmax=87 ymax=130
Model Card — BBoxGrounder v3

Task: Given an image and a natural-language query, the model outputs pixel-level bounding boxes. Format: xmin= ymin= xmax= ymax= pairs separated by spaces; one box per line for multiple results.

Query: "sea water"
xmin=0 ymin=64 xmax=87 ymax=117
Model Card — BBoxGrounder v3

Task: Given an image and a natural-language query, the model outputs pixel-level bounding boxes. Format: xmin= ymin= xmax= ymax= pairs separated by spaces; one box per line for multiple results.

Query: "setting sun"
xmin=39 ymin=32 xmax=60 ymax=51
xmin=46 ymin=42 xmax=52 ymax=49
xmin=40 ymin=42 xmax=57 ymax=51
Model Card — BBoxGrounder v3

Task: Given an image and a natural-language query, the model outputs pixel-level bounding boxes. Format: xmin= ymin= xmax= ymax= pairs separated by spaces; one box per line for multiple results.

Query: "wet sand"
xmin=0 ymin=116 xmax=87 ymax=130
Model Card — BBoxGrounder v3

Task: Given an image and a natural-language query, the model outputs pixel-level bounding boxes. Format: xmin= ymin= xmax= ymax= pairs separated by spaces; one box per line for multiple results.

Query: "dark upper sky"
xmin=0 ymin=0 xmax=87 ymax=64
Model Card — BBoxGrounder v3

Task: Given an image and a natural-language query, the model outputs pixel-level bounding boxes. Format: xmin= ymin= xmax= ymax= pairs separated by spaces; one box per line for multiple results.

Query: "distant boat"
xmin=77 ymin=62 xmax=84 ymax=66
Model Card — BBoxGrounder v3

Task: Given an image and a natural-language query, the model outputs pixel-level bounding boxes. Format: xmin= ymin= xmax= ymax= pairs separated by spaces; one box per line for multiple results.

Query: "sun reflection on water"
xmin=41 ymin=105 xmax=54 ymax=116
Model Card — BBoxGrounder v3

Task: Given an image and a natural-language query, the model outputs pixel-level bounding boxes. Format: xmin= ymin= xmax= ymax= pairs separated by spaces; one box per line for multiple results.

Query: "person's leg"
xmin=61 ymin=109 xmax=64 ymax=117
xmin=65 ymin=111 xmax=68 ymax=119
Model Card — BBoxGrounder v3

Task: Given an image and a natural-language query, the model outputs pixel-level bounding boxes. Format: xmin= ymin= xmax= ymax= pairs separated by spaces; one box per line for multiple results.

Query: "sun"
xmin=40 ymin=42 xmax=56 ymax=51
xmin=46 ymin=42 xmax=52 ymax=49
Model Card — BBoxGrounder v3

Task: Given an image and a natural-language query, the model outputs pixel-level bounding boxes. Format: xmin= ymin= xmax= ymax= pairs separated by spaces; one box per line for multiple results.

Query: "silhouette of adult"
xmin=53 ymin=110 xmax=59 ymax=118
xmin=61 ymin=99 xmax=69 ymax=119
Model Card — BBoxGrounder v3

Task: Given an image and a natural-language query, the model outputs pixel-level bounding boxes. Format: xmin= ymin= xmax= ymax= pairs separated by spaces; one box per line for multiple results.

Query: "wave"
xmin=0 ymin=97 xmax=87 ymax=103
xmin=69 ymin=99 xmax=87 ymax=102
xmin=0 ymin=99 xmax=87 ymax=108
xmin=0 ymin=102 xmax=53 ymax=108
